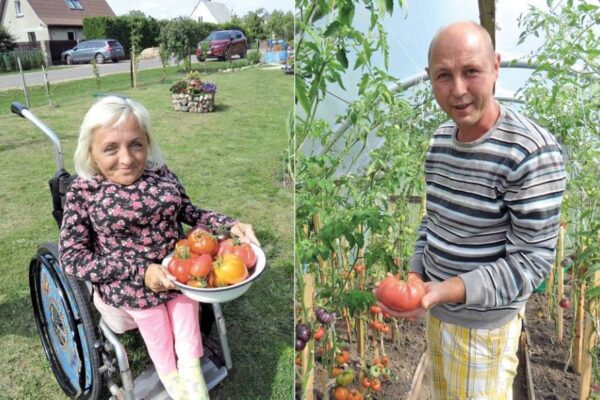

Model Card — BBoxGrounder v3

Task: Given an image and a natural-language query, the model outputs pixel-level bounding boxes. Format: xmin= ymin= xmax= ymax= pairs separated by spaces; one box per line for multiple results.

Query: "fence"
xmin=0 ymin=49 xmax=45 ymax=73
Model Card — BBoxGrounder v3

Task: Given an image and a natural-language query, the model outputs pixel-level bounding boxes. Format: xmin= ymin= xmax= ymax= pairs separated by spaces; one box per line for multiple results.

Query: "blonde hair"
xmin=73 ymin=95 xmax=164 ymax=179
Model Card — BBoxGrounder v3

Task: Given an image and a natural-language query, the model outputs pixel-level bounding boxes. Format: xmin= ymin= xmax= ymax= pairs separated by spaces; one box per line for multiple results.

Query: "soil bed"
xmin=521 ymin=292 xmax=579 ymax=400
xmin=310 ymin=318 xmax=426 ymax=399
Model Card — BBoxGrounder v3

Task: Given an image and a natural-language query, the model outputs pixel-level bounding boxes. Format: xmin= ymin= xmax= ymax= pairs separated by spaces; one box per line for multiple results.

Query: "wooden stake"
xmin=579 ymin=250 xmax=600 ymax=399
xmin=312 ymin=214 xmax=328 ymax=285
xmin=573 ymin=280 xmax=585 ymax=373
xmin=557 ymin=224 xmax=565 ymax=341
xmin=301 ymin=274 xmax=315 ymax=400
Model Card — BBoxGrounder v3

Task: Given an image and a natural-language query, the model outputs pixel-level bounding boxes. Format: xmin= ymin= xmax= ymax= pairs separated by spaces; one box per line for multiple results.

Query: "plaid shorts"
xmin=427 ymin=310 xmax=523 ymax=400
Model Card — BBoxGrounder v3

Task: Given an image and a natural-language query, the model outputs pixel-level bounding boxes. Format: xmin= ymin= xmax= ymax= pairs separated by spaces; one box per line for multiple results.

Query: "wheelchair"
xmin=11 ymin=102 xmax=232 ymax=400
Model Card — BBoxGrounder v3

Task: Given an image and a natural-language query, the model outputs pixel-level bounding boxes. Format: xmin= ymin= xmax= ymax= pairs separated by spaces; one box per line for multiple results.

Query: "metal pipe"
xmin=212 ymin=303 xmax=233 ymax=369
xmin=99 ymin=319 xmax=136 ymax=400
xmin=20 ymin=108 xmax=65 ymax=171
xmin=330 ymin=60 xmax=538 ymax=139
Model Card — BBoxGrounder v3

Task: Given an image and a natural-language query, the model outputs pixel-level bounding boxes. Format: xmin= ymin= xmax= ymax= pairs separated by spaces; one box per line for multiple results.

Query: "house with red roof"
xmin=0 ymin=0 xmax=115 ymax=65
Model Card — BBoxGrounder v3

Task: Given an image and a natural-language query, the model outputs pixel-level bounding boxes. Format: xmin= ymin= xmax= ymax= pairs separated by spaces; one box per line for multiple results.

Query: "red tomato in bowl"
xmin=375 ymin=274 xmax=425 ymax=312
xmin=217 ymin=239 xmax=257 ymax=269
xmin=188 ymin=228 xmax=218 ymax=256
xmin=190 ymin=253 xmax=213 ymax=278
xmin=169 ymin=258 xmax=191 ymax=284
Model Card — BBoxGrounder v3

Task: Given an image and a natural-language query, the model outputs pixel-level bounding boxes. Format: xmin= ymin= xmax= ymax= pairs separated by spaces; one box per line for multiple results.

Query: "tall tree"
xmin=0 ymin=25 xmax=16 ymax=52
xmin=264 ymin=10 xmax=293 ymax=41
xmin=159 ymin=18 xmax=199 ymax=72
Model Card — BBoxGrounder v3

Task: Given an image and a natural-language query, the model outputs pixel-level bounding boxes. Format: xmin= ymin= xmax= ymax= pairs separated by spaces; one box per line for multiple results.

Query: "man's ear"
xmin=493 ymin=53 xmax=501 ymax=77
xmin=425 ymin=66 xmax=431 ymax=78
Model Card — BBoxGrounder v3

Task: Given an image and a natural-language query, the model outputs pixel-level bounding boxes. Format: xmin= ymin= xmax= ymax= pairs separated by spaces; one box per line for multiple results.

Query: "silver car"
xmin=61 ymin=39 xmax=125 ymax=65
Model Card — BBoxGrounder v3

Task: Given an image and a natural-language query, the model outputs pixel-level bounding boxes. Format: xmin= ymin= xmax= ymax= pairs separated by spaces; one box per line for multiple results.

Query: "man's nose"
xmin=451 ymin=77 xmax=467 ymax=97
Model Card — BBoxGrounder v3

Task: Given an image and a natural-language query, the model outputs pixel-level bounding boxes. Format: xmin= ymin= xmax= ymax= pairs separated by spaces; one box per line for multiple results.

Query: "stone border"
xmin=171 ymin=93 xmax=216 ymax=113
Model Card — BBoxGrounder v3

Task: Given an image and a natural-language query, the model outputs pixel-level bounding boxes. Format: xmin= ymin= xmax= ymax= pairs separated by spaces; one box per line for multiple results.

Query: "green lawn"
xmin=0 ymin=66 xmax=294 ymax=399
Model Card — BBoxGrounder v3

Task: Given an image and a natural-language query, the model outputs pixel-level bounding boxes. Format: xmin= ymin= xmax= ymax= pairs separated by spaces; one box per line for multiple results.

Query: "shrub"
xmin=247 ymin=49 xmax=261 ymax=65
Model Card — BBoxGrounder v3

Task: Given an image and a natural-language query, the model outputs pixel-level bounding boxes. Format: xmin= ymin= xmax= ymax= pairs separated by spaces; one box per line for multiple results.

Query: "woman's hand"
xmin=144 ymin=263 xmax=176 ymax=293
xmin=230 ymin=222 xmax=260 ymax=246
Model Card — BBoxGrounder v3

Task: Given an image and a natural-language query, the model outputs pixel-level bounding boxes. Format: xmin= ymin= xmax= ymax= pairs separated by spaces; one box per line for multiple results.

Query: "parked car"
xmin=61 ymin=39 xmax=125 ymax=65
xmin=195 ymin=30 xmax=248 ymax=62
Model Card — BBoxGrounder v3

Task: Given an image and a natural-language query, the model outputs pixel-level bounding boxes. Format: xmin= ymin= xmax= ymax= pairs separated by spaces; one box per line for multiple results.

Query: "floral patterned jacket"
xmin=59 ymin=166 xmax=236 ymax=309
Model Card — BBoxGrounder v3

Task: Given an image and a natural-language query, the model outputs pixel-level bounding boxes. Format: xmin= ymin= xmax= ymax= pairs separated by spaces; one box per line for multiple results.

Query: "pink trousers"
xmin=123 ymin=295 xmax=203 ymax=375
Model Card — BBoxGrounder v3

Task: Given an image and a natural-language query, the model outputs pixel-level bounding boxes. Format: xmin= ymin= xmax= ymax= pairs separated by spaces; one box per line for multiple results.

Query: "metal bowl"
xmin=162 ymin=243 xmax=266 ymax=303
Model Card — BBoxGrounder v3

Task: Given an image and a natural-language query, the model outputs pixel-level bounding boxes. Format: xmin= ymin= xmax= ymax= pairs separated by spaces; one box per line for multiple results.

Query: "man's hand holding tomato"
xmin=374 ymin=272 xmax=466 ymax=321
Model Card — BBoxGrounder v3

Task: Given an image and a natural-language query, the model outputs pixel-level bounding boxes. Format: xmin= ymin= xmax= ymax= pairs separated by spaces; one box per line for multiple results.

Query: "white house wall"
xmin=193 ymin=3 xmax=218 ymax=24
xmin=49 ymin=26 xmax=82 ymax=41
xmin=1 ymin=0 xmax=48 ymax=41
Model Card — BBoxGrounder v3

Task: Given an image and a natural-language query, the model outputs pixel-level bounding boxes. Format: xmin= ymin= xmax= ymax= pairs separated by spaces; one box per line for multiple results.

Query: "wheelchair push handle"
xmin=10 ymin=102 xmax=65 ymax=171
xmin=10 ymin=102 xmax=28 ymax=118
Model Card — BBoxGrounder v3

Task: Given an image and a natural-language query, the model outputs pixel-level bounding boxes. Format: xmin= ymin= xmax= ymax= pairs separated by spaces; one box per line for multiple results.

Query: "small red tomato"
xmin=360 ymin=376 xmax=371 ymax=388
xmin=314 ymin=326 xmax=326 ymax=341
xmin=371 ymin=377 xmax=382 ymax=392
xmin=370 ymin=305 xmax=382 ymax=315
xmin=333 ymin=386 xmax=349 ymax=400
xmin=559 ymin=297 xmax=572 ymax=309
xmin=348 ymin=389 xmax=363 ymax=400
xmin=187 ymin=278 xmax=207 ymax=288
xmin=353 ymin=264 xmax=365 ymax=273
xmin=190 ymin=253 xmax=213 ymax=277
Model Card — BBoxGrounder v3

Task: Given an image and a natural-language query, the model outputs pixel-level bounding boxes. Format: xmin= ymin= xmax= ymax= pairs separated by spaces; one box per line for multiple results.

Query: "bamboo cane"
xmin=578 ymin=233 xmax=600 ymax=398
xmin=302 ymin=273 xmax=315 ymax=400
xmin=557 ymin=224 xmax=565 ymax=341
xmin=312 ymin=214 xmax=328 ymax=284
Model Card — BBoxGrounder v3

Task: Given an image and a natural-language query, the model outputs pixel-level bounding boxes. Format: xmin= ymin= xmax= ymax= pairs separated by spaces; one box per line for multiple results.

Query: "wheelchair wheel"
xmin=30 ymin=242 xmax=103 ymax=399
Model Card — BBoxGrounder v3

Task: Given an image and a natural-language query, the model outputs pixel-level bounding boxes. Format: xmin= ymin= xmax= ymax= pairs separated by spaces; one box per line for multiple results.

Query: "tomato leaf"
xmin=340 ymin=289 xmax=376 ymax=316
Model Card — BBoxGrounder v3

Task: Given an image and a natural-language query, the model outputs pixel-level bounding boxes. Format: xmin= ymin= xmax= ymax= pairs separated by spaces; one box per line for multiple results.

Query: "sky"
xmin=105 ymin=0 xmax=293 ymax=20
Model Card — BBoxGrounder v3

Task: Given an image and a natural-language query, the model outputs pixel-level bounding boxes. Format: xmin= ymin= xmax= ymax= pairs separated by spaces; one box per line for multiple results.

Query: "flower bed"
xmin=170 ymin=71 xmax=217 ymax=113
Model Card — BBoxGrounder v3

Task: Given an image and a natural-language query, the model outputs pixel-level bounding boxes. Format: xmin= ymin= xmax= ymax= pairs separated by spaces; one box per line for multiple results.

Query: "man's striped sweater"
xmin=410 ymin=105 xmax=566 ymax=329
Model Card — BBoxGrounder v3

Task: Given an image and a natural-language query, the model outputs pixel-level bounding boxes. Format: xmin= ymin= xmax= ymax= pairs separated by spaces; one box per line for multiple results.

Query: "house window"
xmin=14 ymin=0 xmax=23 ymax=16
xmin=28 ymin=32 xmax=36 ymax=43
xmin=65 ymin=0 xmax=84 ymax=10
xmin=67 ymin=32 xmax=75 ymax=41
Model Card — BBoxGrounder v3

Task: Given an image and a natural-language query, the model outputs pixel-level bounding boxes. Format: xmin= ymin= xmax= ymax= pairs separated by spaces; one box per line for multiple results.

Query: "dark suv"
xmin=61 ymin=39 xmax=125 ymax=65
xmin=195 ymin=30 xmax=248 ymax=62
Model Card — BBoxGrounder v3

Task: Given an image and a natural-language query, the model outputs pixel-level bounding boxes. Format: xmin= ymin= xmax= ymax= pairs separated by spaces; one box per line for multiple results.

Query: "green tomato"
xmin=370 ymin=364 xmax=382 ymax=378
xmin=335 ymin=370 xmax=354 ymax=386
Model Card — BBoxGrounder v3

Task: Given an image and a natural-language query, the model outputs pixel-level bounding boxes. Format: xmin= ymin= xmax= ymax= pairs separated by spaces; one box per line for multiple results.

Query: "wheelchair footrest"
xmin=133 ymin=355 xmax=228 ymax=399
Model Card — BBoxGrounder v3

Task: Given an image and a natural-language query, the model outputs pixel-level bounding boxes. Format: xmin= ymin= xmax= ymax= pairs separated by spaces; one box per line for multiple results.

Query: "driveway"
xmin=0 ymin=57 xmax=194 ymax=91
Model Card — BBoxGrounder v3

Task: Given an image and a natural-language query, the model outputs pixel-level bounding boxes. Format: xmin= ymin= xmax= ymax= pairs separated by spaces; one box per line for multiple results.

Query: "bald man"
xmin=376 ymin=21 xmax=565 ymax=399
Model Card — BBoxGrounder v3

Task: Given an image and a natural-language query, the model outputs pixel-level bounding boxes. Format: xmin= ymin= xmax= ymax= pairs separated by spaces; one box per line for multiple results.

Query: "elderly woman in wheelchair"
xmin=58 ymin=95 xmax=258 ymax=400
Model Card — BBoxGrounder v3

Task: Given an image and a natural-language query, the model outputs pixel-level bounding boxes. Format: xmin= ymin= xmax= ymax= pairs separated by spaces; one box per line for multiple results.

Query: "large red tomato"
xmin=167 ymin=239 xmax=195 ymax=283
xmin=376 ymin=274 xmax=425 ymax=312
xmin=190 ymin=253 xmax=213 ymax=278
xmin=171 ymin=261 xmax=191 ymax=284
xmin=217 ymin=239 xmax=257 ymax=269
xmin=188 ymin=228 xmax=218 ymax=256
xmin=213 ymin=253 xmax=248 ymax=286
